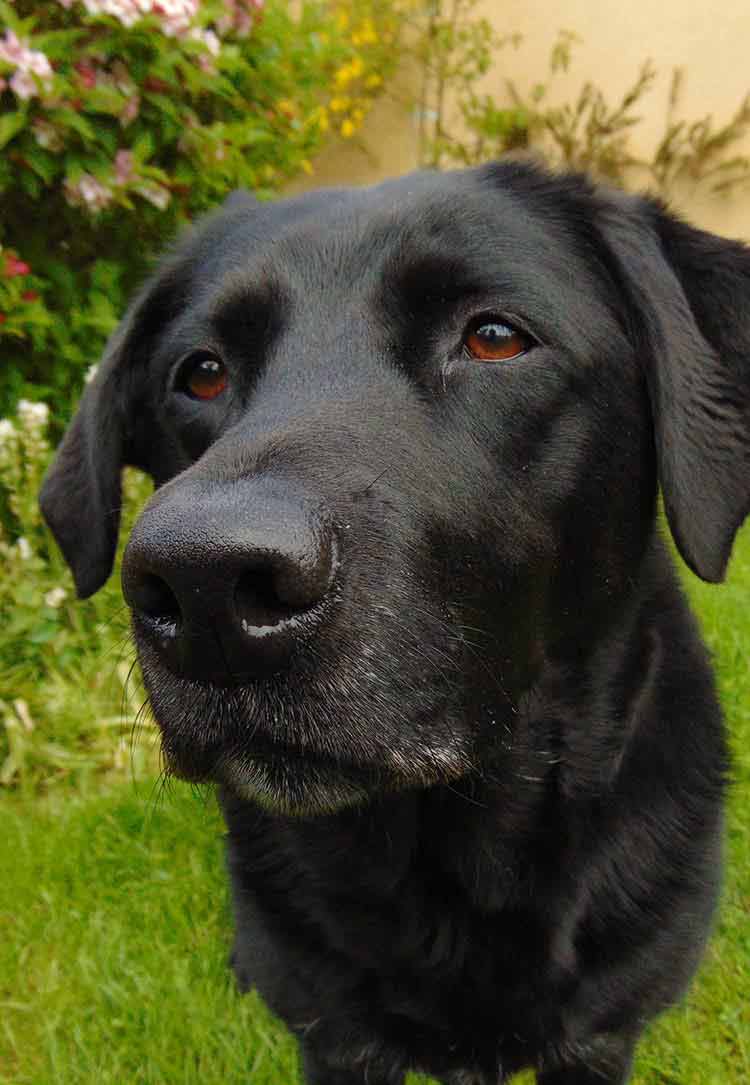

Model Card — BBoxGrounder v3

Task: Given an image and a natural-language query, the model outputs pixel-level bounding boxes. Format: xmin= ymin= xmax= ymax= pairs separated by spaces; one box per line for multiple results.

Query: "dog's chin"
xmin=218 ymin=754 xmax=385 ymax=816
xmin=162 ymin=742 xmax=466 ymax=816
xmin=141 ymin=648 xmax=476 ymax=815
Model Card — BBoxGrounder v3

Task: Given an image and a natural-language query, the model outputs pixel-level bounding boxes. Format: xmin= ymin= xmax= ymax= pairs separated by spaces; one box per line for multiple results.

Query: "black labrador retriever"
xmin=40 ymin=162 xmax=749 ymax=1084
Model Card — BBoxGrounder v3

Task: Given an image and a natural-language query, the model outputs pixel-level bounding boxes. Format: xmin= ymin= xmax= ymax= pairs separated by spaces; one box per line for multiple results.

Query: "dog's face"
xmin=41 ymin=164 xmax=750 ymax=814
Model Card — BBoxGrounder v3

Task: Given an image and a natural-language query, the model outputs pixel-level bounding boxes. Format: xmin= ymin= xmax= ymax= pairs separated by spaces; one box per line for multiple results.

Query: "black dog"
xmin=40 ymin=162 xmax=749 ymax=1084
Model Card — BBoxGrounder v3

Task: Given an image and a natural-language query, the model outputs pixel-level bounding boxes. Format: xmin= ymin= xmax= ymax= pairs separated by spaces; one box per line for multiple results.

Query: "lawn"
xmin=1 ymin=525 xmax=749 ymax=1085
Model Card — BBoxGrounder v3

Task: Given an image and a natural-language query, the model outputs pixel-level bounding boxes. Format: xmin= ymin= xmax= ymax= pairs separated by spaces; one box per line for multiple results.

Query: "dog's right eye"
xmin=178 ymin=353 xmax=228 ymax=401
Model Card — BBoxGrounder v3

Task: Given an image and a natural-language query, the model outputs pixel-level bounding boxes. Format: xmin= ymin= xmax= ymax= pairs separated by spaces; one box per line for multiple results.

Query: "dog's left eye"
xmin=178 ymin=353 xmax=228 ymax=401
xmin=463 ymin=319 xmax=533 ymax=362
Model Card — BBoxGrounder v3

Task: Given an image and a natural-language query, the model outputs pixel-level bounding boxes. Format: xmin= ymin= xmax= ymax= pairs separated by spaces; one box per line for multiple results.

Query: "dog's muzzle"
xmin=121 ymin=476 xmax=336 ymax=685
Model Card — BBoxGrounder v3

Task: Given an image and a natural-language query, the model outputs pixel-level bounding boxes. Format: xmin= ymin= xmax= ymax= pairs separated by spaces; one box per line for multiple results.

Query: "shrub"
xmin=409 ymin=0 xmax=750 ymax=199
xmin=0 ymin=0 xmax=400 ymax=419
xmin=0 ymin=397 xmax=157 ymax=791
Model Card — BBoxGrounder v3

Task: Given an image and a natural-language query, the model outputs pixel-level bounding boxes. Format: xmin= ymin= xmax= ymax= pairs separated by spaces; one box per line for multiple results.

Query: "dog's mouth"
xmin=160 ymin=733 xmax=468 ymax=817
xmin=159 ymin=716 xmax=474 ymax=815
xmin=146 ymin=666 xmax=475 ymax=815
xmin=135 ymin=604 xmax=480 ymax=814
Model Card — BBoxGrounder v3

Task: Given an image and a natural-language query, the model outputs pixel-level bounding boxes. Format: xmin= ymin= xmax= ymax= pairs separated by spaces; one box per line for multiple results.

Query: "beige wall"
xmin=293 ymin=0 xmax=750 ymax=240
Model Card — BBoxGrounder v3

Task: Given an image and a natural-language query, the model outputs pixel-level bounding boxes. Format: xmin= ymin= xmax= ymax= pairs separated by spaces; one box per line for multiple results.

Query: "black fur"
xmin=41 ymin=163 xmax=750 ymax=1083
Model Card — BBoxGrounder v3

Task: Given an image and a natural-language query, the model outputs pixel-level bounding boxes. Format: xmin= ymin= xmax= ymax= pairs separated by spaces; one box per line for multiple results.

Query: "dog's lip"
xmin=162 ymin=730 xmax=387 ymax=784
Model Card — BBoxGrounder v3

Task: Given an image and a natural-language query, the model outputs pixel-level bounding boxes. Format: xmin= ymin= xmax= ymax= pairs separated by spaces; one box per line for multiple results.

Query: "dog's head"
xmin=40 ymin=164 xmax=750 ymax=813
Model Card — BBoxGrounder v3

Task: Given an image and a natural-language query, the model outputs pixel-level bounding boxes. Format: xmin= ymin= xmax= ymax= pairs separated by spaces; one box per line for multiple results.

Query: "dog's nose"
xmin=121 ymin=479 xmax=336 ymax=684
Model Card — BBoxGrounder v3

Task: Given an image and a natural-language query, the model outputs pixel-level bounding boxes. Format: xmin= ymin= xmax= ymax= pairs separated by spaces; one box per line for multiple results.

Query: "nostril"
xmin=132 ymin=572 xmax=182 ymax=628
xmin=234 ymin=568 xmax=296 ymax=629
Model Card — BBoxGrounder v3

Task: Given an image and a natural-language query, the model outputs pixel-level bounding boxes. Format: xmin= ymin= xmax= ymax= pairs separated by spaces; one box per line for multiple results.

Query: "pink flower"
xmin=4 ymin=254 xmax=31 ymax=278
xmin=0 ymin=30 xmax=25 ymax=65
xmin=74 ymin=61 xmax=98 ymax=89
xmin=114 ymin=149 xmax=135 ymax=185
xmin=73 ymin=0 xmax=199 ymax=35
xmin=120 ymin=93 xmax=140 ymax=126
xmin=9 ymin=70 xmax=36 ymax=100
xmin=80 ymin=0 xmax=141 ymax=28
xmin=0 ymin=32 xmax=53 ymax=99
xmin=152 ymin=0 xmax=199 ymax=36
xmin=22 ymin=290 xmax=40 ymax=302
xmin=217 ymin=0 xmax=264 ymax=38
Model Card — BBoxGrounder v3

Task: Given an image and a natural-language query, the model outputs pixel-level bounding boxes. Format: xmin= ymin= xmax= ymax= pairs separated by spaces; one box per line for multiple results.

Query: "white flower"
xmin=190 ymin=27 xmax=221 ymax=56
xmin=64 ymin=174 xmax=113 ymax=214
xmin=136 ymin=182 xmax=171 ymax=210
xmin=84 ymin=363 xmax=99 ymax=384
xmin=74 ymin=0 xmax=199 ymax=35
xmin=33 ymin=119 xmax=64 ymax=151
xmin=16 ymin=537 xmax=32 ymax=560
xmin=17 ymin=399 xmax=50 ymax=430
xmin=44 ymin=586 xmax=68 ymax=608
xmin=9 ymin=69 xmax=38 ymax=101
xmin=0 ymin=418 xmax=16 ymax=447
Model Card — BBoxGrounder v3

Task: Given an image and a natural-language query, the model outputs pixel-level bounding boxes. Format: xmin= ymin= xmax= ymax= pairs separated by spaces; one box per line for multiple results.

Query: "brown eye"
xmin=464 ymin=320 xmax=532 ymax=362
xmin=181 ymin=354 xmax=228 ymax=401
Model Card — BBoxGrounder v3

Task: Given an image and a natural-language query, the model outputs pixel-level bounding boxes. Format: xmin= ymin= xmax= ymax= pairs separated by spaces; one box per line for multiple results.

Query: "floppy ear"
xmin=39 ymin=303 xmax=147 ymax=599
xmin=597 ymin=193 xmax=750 ymax=582
xmin=39 ymin=246 xmax=187 ymax=598
xmin=40 ymin=190 xmax=259 ymax=599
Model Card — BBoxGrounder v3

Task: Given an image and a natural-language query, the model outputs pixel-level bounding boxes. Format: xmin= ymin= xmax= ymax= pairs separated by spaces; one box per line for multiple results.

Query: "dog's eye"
xmin=179 ymin=353 xmax=228 ymax=401
xmin=464 ymin=320 xmax=532 ymax=362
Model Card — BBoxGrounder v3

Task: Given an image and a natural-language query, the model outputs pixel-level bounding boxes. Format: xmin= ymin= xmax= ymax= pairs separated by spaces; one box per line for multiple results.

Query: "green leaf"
xmin=0 ymin=112 xmax=27 ymax=151
xmin=51 ymin=108 xmax=97 ymax=143
xmin=23 ymin=145 xmax=60 ymax=186
xmin=19 ymin=171 xmax=42 ymax=200
xmin=132 ymin=130 xmax=155 ymax=163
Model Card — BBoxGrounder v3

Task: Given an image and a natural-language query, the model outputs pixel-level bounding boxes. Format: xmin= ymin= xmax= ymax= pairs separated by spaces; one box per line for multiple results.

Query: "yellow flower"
xmin=334 ymin=56 xmax=364 ymax=89
xmin=340 ymin=119 xmax=356 ymax=138
xmin=336 ymin=10 xmax=349 ymax=30
xmin=352 ymin=18 xmax=378 ymax=46
xmin=315 ymin=107 xmax=329 ymax=132
xmin=351 ymin=106 xmax=365 ymax=125
xmin=329 ymin=96 xmax=350 ymax=113
xmin=301 ymin=159 xmax=313 ymax=175
xmin=334 ymin=65 xmax=352 ymax=89
xmin=365 ymin=73 xmax=382 ymax=89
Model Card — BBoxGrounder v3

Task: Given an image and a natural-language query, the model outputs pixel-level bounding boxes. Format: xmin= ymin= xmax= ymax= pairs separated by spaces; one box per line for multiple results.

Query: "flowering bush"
xmin=0 ymin=395 xmax=157 ymax=789
xmin=0 ymin=0 xmax=400 ymax=418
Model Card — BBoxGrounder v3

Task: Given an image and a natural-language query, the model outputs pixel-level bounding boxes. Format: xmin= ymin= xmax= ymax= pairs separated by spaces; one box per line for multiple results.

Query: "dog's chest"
xmin=249 ymin=834 xmax=571 ymax=1078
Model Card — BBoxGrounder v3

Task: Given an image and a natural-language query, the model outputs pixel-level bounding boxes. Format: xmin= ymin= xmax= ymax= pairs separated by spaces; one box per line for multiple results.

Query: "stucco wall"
xmin=292 ymin=0 xmax=750 ymax=240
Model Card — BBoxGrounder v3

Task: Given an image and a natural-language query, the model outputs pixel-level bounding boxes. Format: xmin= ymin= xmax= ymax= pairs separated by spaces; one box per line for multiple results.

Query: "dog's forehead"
xmin=189 ymin=168 xmax=617 ymax=354
xmin=221 ymin=169 xmax=585 ymax=278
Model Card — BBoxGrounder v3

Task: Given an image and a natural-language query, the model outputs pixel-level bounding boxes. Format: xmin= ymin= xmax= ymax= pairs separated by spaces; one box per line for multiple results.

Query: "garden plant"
xmin=0 ymin=2 xmax=748 ymax=1083
xmin=0 ymin=0 xmax=398 ymax=417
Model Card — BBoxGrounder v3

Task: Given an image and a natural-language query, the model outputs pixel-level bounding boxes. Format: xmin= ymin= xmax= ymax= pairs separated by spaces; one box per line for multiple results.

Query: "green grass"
xmin=1 ymin=525 xmax=749 ymax=1084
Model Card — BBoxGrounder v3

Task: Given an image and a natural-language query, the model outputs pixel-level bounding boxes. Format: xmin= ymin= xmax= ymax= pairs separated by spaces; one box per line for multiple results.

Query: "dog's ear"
xmin=598 ymin=193 xmax=750 ymax=582
xmin=39 ymin=272 xmax=173 ymax=599
xmin=41 ymin=193 xmax=259 ymax=599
